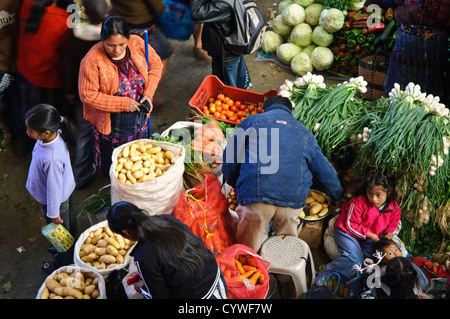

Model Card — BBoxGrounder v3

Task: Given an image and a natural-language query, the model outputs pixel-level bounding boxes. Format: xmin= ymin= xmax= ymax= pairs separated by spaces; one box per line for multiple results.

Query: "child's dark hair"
xmin=372 ymin=237 xmax=398 ymax=254
xmin=25 ymin=0 xmax=74 ymax=34
xmin=263 ymin=96 xmax=292 ymax=110
xmin=107 ymin=201 xmax=207 ymax=276
xmin=383 ymin=257 xmax=419 ymax=299
xmin=25 ymin=104 xmax=77 ymax=155
xmin=82 ymin=0 xmax=108 ymax=25
xmin=101 ymin=16 xmax=130 ymax=41
xmin=359 ymin=168 xmax=397 ymax=205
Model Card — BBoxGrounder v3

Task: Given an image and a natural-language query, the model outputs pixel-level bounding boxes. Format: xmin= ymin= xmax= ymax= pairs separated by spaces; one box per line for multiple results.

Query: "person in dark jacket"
xmin=107 ymin=201 xmax=228 ymax=299
xmin=190 ymin=0 xmax=252 ymax=89
xmin=222 ymin=96 xmax=343 ymax=252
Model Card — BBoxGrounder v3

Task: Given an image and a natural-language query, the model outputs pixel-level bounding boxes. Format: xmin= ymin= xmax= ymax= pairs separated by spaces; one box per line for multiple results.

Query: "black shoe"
xmin=47 ymin=245 xmax=58 ymax=255
xmin=41 ymin=261 xmax=56 ymax=274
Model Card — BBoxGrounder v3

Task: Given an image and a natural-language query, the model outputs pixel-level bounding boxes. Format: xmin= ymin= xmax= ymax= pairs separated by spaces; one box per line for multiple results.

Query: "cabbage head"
xmin=319 ymin=8 xmax=345 ymax=33
xmin=290 ymin=23 xmax=313 ymax=47
xmin=294 ymin=0 xmax=315 ymax=7
xmin=312 ymin=25 xmax=334 ymax=46
xmin=302 ymin=43 xmax=317 ymax=57
xmin=261 ymin=31 xmax=283 ymax=53
xmin=277 ymin=0 xmax=293 ymax=14
xmin=272 ymin=15 xmax=293 ymax=36
xmin=276 ymin=43 xmax=302 ymax=65
xmin=311 ymin=46 xmax=334 ymax=71
xmin=305 ymin=3 xmax=323 ymax=26
xmin=291 ymin=52 xmax=313 ymax=76
xmin=282 ymin=4 xmax=305 ymax=26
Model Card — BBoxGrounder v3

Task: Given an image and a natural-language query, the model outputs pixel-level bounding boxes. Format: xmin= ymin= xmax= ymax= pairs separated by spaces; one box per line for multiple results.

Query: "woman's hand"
xmin=381 ymin=231 xmax=394 ymax=240
xmin=51 ymin=215 xmax=64 ymax=225
xmin=140 ymin=95 xmax=153 ymax=113
xmin=366 ymin=232 xmax=379 ymax=242
xmin=128 ymin=98 xmax=141 ymax=112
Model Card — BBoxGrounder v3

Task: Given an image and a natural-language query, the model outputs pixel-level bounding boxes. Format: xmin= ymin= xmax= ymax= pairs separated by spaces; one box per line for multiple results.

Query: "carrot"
xmin=223 ymin=269 xmax=231 ymax=278
xmin=242 ymin=265 xmax=257 ymax=272
xmin=234 ymin=259 xmax=246 ymax=275
xmin=249 ymin=270 xmax=262 ymax=285
xmin=258 ymin=274 xmax=265 ymax=285
xmin=246 ymin=255 xmax=258 ymax=267
xmin=241 ymin=269 xmax=256 ymax=279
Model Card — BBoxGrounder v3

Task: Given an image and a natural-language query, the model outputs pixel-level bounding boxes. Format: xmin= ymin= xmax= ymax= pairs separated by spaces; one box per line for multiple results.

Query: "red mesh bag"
xmin=173 ymin=174 xmax=236 ymax=254
xmin=216 ymin=244 xmax=270 ymax=299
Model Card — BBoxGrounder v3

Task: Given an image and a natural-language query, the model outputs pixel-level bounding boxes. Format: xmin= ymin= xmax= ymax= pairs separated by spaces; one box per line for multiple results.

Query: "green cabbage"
xmin=294 ymin=0 xmax=315 ymax=7
xmin=291 ymin=52 xmax=313 ymax=76
xmin=305 ymin=3 xmax=323 ymax=26
xmin=347 ymin=0 xmax=365 ymax=10
xmin=281 ymin=4 xmax=305 ymax=26
xmin=311 ymin=46 xmax=334 ymax=71
xmin=276 ymin=43 xmax=302 ymax=65
xmin=277 ymin=0 xmax=293 ymax=14
xmin=319 ymin=8 xmax=345 ymax=33
xmin=311 ymin=25 xmax=334 ymax=46
xmin=290 ymin=23 xmax=313 ymax=47
xmin=272 ymin=15 xmax=293 ymax=36
xmin=261 ymin=31 xmax=284 ymax=53
xmin=302 ymin=43 xmax=317 ymax=57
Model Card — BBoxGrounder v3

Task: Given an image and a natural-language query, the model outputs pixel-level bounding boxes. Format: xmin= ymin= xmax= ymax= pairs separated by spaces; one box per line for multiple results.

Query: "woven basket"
xmin=358 ymin=51 xmax=389 ymax=100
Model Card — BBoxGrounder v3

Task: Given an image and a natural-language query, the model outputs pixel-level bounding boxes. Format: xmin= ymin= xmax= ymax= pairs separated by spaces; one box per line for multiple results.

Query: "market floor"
xmin=0 ymin=3 xmax=332 ymax=299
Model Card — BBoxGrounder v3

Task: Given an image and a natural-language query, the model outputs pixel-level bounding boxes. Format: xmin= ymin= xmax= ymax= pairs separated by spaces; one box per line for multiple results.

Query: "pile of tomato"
xmin=201 ymin=94 xmax=264 ymax=125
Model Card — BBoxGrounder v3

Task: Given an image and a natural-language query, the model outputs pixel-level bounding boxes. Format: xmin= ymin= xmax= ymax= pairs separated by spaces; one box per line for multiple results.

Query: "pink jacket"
xmin=334 ymin=195 xmax=401 ymax=240
xmin=78 ymin=35 xmax=163 ymax=135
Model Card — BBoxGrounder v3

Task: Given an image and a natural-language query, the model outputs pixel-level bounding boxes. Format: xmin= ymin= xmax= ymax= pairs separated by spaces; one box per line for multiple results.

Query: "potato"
xmin=83 ymin=244 xmax=96 ymax=254
xmin=91 ymin=289 xmax=100 ymax=299
xmin=57 ymin=272 xmax=70 ymax=281
xmin=41 ymin=287 xmax=50 ymax=299
xmin=100 ymin=254 xmax=116 ymax=264
xmin=311 ymin=192 xmax=326 ymax=203
xmin=116 ymin=254 xmax=124 ymax=264
xmin=106 ymin=244 xmax=119 ymax=256
xmin=94 ymin=247 xmax=107 ymax=256
xmin=93 ymin=227 xmax=103 ymax=237
xmin=96 ymin=239 xmax=108 ymax=247
xmin=309 ymin=203 xmax=322 ymax=215
xmin=84 ymin=284 xmax=96 ymax=296
xmin=54 ymin=287 xmax=83 ymax=299
xmin=104 ymin=226 xmax=114 ymax=238
xmin=306 ymin=196 xmax=315 ymax=204
xmin=319 ymin=207 xmax=329 ymax=217
xmin=85 ymin=278 xmax=93 ymax=286
xmin=107 ymin=263 xmax=118 ymax=269
xmin=83 ymin=294 xmax=91 ymax=299
xmin=45 ymin=279 xmax=62 ymax=293
xmin=66 ymin=277 xmax=86 ymax=291
xmin=107 ymin=237 xmax=121 ymax=249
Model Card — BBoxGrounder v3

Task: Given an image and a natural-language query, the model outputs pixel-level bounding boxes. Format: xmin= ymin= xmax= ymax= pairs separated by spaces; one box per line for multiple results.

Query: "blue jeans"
xmin=326 ymin=228 xmax=373 ymax=277
xmin=211 ymin=53 xmax=252 ymax=90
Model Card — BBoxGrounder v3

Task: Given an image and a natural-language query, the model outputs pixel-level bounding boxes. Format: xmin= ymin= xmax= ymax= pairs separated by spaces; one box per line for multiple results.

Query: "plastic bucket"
xmin=41 ymin=222 xmax=74 ymax=253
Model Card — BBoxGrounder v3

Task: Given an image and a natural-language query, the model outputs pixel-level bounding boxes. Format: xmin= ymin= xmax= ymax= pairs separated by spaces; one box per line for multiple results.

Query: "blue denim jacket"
xmin=222 ymin=103 xmax=343 ymax=208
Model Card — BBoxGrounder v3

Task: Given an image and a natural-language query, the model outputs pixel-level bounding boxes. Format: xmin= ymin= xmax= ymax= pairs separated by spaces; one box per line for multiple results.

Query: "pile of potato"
xmin=79 ymin=226 xmax=135 ymax=270
xmin=42 ymin=270 xmax=101 ymax=299
xmin=300 ymin=191 xmax=330 ymax=220
xmin=113 ymin=141 xmax=177 ymax=184
xmin=227 ymin=187 xmax=239 ymax=211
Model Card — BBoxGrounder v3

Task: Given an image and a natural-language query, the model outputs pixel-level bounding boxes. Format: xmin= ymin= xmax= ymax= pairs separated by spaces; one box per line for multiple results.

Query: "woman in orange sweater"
xmin=79 ymin=16 xmax=163 ymax=176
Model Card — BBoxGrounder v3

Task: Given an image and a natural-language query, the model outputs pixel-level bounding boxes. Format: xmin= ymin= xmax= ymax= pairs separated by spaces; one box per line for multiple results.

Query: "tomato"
xmin=220 ymin=114 xmax=227 ymax=120
xmin=239 ymin=104 xmax=246 ymax=111
xmin=222 ymin=103 xmax=229 ymax=111
xmin=213 ymin=111 xmax=221 ymax=119
xmin=204 ymin=109 xmax=210 ymax=115
xmin=226 ymin=111 xmax=234 ymax=118
xmin=226 ymin=99 xmax=234 ymax=107
xmin=208 ymin=97 xmax=215 ymax=103
xmin=235 ymin=119 xmax=241 ymax=125
xmin=209 ymin=105 xmax=216 ymax=113
xmin=216 ymin=105 xmax=223 ymax=113
xmin=236 ymin=111 xmax=244 ymax=118
xmin=251 ymin=111 xmax=258 ymax=115
xmin=256 ymin=106 xmax=264 ymax=113
xmin=229 ymin=116 xmax=237 ymax=122
xmin=214 ymin=100 xmax=222 ymax=107
xmin=216 ymin=94 xmax=225 ymax=101
xmin=235 ymin=101 xmax=241 ymax=108
xmin=248 ymin=104 xmax=256 ymax=112
xmin=230 ymin=105 xmax=237 ymax=112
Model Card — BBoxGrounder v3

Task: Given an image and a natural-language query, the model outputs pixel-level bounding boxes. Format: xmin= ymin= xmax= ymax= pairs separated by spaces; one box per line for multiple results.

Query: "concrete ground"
xmin=0 ymin=0 xmax=332 ymax=299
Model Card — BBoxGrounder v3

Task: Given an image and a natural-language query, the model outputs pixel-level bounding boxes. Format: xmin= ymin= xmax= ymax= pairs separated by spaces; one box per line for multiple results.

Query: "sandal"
xmin=193 ymin=47 xmax=212 ymax=62
xmin=47 ymin=245 xmax=58 ymax=255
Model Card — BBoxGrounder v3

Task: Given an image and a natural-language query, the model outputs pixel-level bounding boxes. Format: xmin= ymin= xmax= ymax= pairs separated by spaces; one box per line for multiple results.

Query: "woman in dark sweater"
xmin=107 ymin=201 xmax=227 ymax=299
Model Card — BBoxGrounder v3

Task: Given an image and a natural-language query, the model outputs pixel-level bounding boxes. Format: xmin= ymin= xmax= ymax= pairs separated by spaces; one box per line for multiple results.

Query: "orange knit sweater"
xmin=78 ymin=35 xmax=163 ymax=135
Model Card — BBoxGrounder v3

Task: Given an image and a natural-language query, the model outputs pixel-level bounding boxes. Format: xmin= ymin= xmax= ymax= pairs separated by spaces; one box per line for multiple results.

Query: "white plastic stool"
xmin=260 ymin=235 xmax=316 ymax=298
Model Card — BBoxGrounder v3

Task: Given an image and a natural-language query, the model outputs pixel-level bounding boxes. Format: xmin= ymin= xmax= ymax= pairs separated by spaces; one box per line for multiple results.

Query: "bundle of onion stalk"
xmin=354 ymin=83 xmax=450 ymax=254
xmin=295 ymin=76 xmax=368 ymax=159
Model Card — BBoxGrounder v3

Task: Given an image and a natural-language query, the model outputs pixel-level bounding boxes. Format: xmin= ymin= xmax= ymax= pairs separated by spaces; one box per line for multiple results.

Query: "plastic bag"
xmin=42 ymin=222 xmax=74 ymax=253
xmin=216 ymin=244 xmax=270 ymax=299
xmin=173 ymin=174 xmax=236 ymax=254
xmin=156 ymin=0 xmax=195 ymax=40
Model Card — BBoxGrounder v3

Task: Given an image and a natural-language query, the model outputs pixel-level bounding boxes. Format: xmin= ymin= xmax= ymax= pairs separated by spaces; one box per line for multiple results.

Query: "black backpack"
xmin=220 ymin=0 xmax=266 ymax=55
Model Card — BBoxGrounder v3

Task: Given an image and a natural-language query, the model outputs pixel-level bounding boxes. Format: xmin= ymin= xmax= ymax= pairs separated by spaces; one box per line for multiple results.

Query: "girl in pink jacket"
xmin=326 ymin=169 xmax=401 ymax=276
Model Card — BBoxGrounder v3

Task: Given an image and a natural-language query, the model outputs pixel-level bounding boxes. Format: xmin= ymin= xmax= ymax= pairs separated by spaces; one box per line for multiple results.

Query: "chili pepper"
xmin=348 ymin=10 xmax=357 ymax=20
xmin=361 ymin=28 xmax=369 ymax=35
xmin=368 ymin=22 xmax=385 ymax=33
xmin=385 ymin=7 xmax=394 ymax=22
xmin=344 ymin=20 xmax=353 ymax=30
xmin=352 ymin=20 xmax=368 ymax=29
xmin=357 ymin=34 xmax=366 ymax=43
xmin=367 ymin=33 xmax=376 ymax=42
xmin=353 ymin=12 xmax=369 ymax=21
xmin=347 ymin=38 xmax=357 ymax=47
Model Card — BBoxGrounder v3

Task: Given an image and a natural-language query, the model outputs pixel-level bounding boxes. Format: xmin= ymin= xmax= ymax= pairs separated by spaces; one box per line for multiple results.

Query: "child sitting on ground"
xmin=382 ymin=257 xmax=425 ymax=299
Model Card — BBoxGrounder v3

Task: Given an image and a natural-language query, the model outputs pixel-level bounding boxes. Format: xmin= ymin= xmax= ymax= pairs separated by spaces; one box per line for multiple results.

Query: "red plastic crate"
xmin=189 ymin=75 xmax=278 ymax=124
